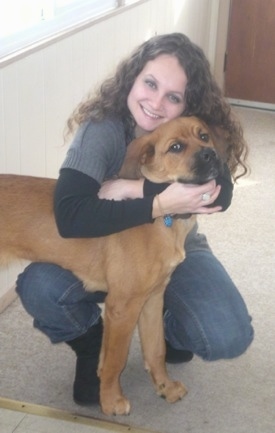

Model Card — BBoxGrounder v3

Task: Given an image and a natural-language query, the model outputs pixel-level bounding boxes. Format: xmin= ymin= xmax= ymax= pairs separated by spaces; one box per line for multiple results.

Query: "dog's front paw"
xmin=158 ymin=380 xmax=187 ymax=403
xmin=101 ymin=395 xmax=131 ymax=416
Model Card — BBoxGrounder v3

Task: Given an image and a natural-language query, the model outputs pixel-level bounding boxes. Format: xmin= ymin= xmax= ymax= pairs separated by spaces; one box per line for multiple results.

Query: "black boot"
xmin=66 ymin=318 xmax=103 ymax=405
xmin=165 ymin=340 xmax=194 ymax=364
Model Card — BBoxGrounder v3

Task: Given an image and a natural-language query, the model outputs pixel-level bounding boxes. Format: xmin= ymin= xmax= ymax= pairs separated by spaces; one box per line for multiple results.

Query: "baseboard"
xmin=0 ymin=285 xmax=17 ymax=313
xmin=0 ymin=397 xmax=159 ymax=433
xmin=227 ymin=98 xmax=275 ymax=112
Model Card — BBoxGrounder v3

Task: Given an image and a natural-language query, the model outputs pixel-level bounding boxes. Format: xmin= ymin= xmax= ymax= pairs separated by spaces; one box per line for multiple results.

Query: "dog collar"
xmin=163 ymin=215 xmax=173 ymax=227
xmin=155 ymin=194 xmax=173 ymax=227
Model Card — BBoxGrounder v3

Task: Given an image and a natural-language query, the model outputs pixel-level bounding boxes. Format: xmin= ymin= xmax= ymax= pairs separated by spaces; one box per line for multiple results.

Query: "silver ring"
xmin=202 ymin=193 xmax=211 ymax=201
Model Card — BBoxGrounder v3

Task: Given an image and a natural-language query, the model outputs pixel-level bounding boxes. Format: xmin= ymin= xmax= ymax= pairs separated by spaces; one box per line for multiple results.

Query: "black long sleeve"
xmin=54 ymin=163 xmax=233 ymax=239
xmin=209 ymin=164 xmax=233 ymax=211
xmin=54 ymin=168 xmax=154 ymax=238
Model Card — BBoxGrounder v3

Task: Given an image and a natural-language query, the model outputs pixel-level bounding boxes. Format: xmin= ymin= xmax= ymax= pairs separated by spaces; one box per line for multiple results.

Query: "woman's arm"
xmin=54 ymin=168 xmax=155 ymax=238
xmin=99 ymin=163 xmax=233 ymax=217
xmin=54 ymin=162 xmax=233 ymax=239
xmin=210 ymin=164 xmax=233 ymax=211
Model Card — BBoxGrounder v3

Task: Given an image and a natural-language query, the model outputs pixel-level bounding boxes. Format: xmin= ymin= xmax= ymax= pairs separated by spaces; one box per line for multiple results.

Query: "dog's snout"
xmin=191 ymin=146 xmax=221 ymax=184
xmin=199 ymin=147 xmax=217 ymax=163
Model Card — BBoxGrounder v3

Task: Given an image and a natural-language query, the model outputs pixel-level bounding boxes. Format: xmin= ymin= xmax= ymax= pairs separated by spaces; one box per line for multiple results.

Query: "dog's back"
xmin=0 ymin=175 xmax=104 ymax=287
xmin=0 ymin=174 xmax=194 ymax=293
xmin=0 ymin=175 xmax=59 ymax=262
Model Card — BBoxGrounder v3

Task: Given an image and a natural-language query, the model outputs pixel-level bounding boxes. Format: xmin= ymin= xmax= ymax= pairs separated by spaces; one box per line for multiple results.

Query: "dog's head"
xmin=120 ymin=116 xmax=228 ymax=184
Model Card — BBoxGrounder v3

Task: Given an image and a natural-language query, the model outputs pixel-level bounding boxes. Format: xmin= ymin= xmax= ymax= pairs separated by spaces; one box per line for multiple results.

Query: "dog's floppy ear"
xmin=139 ymin=142 xmax=155 ymax=165
xmin=119 ymin=135 xmax=155 ymax=180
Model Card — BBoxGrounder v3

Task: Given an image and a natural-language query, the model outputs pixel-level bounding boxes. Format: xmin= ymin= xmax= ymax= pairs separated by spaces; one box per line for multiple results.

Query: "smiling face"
xmin=127 ymin=54 xmax=187 ymax=133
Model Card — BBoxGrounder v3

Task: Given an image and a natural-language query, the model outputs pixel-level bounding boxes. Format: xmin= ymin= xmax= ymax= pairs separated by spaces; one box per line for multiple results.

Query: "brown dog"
xmin=0 ymin=116 xmax=224 ymax=415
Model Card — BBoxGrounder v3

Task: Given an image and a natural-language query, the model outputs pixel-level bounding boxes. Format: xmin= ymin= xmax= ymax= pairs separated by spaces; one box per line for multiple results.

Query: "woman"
xmin=16 ymin=33 xmax=253 ymax=406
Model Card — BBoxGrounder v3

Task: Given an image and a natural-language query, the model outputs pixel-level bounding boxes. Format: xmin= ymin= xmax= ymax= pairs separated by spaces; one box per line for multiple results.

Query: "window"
xmin=0 ymin=0 xmax=142 ymax=61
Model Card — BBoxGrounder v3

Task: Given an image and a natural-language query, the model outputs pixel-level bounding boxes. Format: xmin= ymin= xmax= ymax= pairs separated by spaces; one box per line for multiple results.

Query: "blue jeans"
xmin=16 ymin=250 xmax=253 ymax=361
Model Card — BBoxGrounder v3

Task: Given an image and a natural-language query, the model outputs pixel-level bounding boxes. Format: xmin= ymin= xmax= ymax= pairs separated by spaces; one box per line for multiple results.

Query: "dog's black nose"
xmin=191 ymin=147 xmax=221 ymax=184
xmin=199 ymin=147 xmax=217 ymax=163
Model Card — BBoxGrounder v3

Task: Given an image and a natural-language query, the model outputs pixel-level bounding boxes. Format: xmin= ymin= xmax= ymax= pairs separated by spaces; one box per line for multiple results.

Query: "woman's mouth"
xmin=141 ymin=106 xmax=162 ymax=119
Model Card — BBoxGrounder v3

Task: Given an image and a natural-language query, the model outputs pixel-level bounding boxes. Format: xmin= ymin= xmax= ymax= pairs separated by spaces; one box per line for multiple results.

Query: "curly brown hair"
xmin=66 ymin=33 xmax=248 ymax=180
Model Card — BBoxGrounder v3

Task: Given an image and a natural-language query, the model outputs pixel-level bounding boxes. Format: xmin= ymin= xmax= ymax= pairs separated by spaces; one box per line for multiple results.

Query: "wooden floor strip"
xmin=0 ymin=397 xmax=160 ymax=433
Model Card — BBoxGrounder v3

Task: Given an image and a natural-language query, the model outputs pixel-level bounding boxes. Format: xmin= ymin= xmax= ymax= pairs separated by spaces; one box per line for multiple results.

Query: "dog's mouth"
xmin=178 ymin=148 xmax=223 ymax=185
xmin=177 ymin=166 xmax=222 ymax=185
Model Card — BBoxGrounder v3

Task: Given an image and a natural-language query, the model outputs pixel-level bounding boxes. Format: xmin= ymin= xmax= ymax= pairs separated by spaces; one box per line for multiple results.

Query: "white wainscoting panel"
xmin=0 ymin=0 xmax=221 ymax=309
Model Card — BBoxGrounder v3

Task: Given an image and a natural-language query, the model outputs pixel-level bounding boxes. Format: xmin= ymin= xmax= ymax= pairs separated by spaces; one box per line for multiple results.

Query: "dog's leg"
xmin=138 ymin=289 xmax=187 ymax=402
xmin=98 ymin=294 xmax=144 ymax=415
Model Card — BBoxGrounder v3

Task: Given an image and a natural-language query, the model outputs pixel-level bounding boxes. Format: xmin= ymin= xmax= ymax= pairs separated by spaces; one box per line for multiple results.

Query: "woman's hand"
xmin=152 ymin=179 xmax=222 ymax=218
xmin=98 ymin=178 xmax=222 ymax=217
xmin=98 ymin=178 xmax=144 ymax=200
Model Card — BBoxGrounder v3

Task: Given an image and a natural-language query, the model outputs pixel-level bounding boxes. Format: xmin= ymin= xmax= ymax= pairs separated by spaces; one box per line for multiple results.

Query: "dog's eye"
xmin=168 ymin=142 xmax=186 ymax=153
xmin=199 ymin=132 xmax=209 ymax=142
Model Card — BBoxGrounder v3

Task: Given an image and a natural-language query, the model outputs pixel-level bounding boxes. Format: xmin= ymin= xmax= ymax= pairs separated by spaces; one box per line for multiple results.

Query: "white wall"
xmin=0 ymin=0 xmax=223 ymax=305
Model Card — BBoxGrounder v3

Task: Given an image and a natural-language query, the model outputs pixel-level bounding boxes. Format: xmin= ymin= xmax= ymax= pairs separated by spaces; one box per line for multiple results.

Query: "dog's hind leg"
xmin=98 ymin=293 xmax=145 ymax=416
xmin=138 ymin=289 xmax=188 ymax=403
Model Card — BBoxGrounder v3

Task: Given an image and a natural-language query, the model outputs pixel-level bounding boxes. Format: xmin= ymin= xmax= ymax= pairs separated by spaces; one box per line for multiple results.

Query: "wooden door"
xmin=225 ymin=0 xmax=275 ymax=104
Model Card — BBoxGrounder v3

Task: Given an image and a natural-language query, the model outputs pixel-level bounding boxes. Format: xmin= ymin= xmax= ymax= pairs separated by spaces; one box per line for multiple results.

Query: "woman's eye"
xmin=168 ymin=94 xmax=182 ymax=104
xmin=145 ymin=79 xmax=156 ymax=89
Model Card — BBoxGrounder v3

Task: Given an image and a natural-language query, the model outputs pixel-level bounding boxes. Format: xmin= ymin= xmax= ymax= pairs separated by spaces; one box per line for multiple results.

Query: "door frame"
xmin=214 ymin=0 xmax=275 ymax=111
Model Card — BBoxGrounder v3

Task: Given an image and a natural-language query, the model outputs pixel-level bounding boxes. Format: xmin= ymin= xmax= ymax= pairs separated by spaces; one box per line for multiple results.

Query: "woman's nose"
xmin=149 ymin=92 xmax=164 ymax=110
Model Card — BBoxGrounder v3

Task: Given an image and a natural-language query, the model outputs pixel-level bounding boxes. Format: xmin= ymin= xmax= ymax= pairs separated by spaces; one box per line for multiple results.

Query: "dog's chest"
xmin=154 ymin=216 xmax=195 ymax=267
